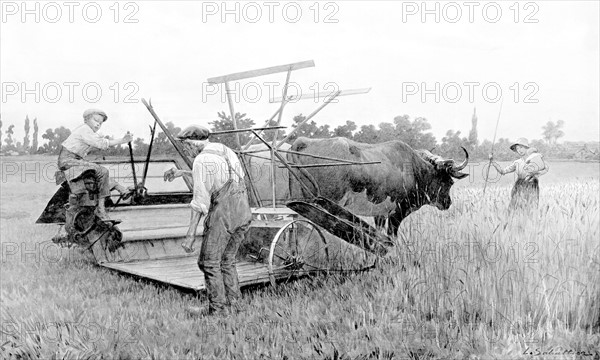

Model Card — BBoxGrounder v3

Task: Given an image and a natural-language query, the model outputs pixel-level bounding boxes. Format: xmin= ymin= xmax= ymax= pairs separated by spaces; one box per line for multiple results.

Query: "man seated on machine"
xmin=57 ymin=109 xmax=133 ymax=219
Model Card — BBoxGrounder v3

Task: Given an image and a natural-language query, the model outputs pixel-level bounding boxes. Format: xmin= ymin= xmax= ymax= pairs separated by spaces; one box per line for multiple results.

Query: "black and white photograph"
xmin=1 ymin=1 xmax=599 ymax=358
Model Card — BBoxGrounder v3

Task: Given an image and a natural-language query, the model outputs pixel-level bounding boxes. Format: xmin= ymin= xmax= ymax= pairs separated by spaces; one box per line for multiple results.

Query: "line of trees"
xmin=1 ymin=112 xmax=594 ymax=160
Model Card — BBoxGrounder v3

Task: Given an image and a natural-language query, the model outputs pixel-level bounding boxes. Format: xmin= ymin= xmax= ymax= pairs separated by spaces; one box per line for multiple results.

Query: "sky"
xmin=1 ymin=0 xmax=599 ymax=146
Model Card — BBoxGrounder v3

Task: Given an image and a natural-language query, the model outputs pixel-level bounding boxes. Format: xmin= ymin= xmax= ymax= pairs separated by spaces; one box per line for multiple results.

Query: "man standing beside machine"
xmin=164 ymin=125 xmax=252 ymax=316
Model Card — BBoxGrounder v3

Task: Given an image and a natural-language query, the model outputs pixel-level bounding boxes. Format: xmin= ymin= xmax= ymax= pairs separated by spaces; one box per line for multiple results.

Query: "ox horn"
xmin=418 ymin=149 xmax=446 ymax=169
xmin=452 ymin=147 xmax=469 ymax=171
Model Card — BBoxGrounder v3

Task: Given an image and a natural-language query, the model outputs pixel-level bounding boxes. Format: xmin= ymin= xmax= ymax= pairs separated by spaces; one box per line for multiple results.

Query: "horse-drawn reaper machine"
xmin=37 ymin=60 xmax=395 ymax=290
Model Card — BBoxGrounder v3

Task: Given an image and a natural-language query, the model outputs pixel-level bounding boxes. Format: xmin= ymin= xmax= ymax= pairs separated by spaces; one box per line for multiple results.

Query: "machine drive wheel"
xmin=268 ymin=220 xmax=329 ymax=286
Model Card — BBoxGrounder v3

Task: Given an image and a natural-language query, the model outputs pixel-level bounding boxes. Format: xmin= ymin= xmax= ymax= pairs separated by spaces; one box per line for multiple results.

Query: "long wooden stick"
xmin=212 ymin=126 xmax=285 ymax=135
xmin=278 ymin=161 xmax=381 ymax=168
xmin=127 ymin=137 xmax=138 ymax=189
xmin=141 ymin=123 xmax=157 ymax=189
xmin=240 ymin=148 xmax=380 ymax=165
xmin=276 ymin=149 xmax=373 ymax=165
xmin=270 ymin=87 xmax=371 ymax=103
xmin=141 ymin=98 xmax=193 ymax=169
xmin=483 ymin=99 xmax=504 ymax=194
xmin=242 ymin=152 xmax=285 ymax=162
xmin=207 ymin=60 xmax=314 ymax=84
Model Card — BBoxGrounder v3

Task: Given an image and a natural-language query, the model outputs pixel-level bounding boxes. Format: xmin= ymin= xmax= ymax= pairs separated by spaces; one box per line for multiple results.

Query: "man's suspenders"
xmin=201 ymin=145 xmax=245 ymax=184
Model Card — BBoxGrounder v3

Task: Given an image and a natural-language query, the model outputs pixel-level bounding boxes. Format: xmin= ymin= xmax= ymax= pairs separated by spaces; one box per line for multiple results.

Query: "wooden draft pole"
xmin=483 ymin=99 xmax=504 ymax=195
xmin=213 ymin=126 xmax=285 ymax=135
xmin=279 ymin=161 xmax=381 ymax=168
xmin=243 ymin=148 xmax=378 ymax=165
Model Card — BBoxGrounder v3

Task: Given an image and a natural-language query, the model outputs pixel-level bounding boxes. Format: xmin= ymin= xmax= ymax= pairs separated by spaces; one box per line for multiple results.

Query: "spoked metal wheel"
xmin=268 ymin=220 xmax=329 ymax=286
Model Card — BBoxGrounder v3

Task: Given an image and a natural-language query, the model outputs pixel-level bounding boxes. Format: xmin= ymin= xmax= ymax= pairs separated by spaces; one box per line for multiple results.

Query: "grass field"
xmin=1 ymin=158 xmax=599 ymax=359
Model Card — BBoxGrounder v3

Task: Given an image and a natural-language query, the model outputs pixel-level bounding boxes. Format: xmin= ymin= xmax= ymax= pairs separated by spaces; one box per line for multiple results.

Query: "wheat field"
xmin=1 ymin=158 xmax=599 ymax=359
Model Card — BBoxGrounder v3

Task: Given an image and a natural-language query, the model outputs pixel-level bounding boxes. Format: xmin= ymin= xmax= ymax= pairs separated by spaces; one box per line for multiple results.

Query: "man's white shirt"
xmin=190 ymin=143 xmax=244 ymax=214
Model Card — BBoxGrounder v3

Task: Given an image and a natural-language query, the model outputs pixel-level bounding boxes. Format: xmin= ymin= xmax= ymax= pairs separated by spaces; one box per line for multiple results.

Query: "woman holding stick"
xmin=489 ymin=138 xmax=549 ymax=210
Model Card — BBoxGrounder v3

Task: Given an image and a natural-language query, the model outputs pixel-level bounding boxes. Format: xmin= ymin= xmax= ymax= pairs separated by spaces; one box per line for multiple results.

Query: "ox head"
xmin=416 ymin=147 xmax=469 ymax=210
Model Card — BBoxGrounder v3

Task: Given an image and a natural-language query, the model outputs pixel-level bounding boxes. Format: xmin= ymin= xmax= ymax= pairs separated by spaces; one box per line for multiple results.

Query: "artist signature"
xmin=523 ymin=346 xmax=598 ymax=357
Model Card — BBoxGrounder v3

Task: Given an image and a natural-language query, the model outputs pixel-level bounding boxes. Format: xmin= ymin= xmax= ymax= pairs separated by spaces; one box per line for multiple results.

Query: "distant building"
xmin=564 ymin=141 xmax=600 ymax=160
xmin=574 ymin=144 xmax=599 ymax=160
xmin=468 ymin=107 xmax=478 ymax=146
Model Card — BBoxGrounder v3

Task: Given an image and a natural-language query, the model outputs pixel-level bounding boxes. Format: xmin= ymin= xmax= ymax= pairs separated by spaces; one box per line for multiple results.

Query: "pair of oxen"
xmin=247 ymin=137 xmax=469 ymax=236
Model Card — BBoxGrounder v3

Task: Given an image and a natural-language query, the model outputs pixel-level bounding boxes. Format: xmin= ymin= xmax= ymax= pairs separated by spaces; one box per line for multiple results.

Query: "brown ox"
xmin=286 ymin=137 xmax=469 ymax=236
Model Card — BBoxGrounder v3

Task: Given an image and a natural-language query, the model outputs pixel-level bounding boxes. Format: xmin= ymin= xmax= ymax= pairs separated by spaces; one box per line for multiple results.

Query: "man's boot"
xmin=185 ymin=304 xmax=227 ymax=317
xmin=96 ymin=198 xmax=108 ymax=220
xmin=112 ymin=183 xmax=128 ymax=196
xmin=112 ymin=183 xmax=136 ymax=201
